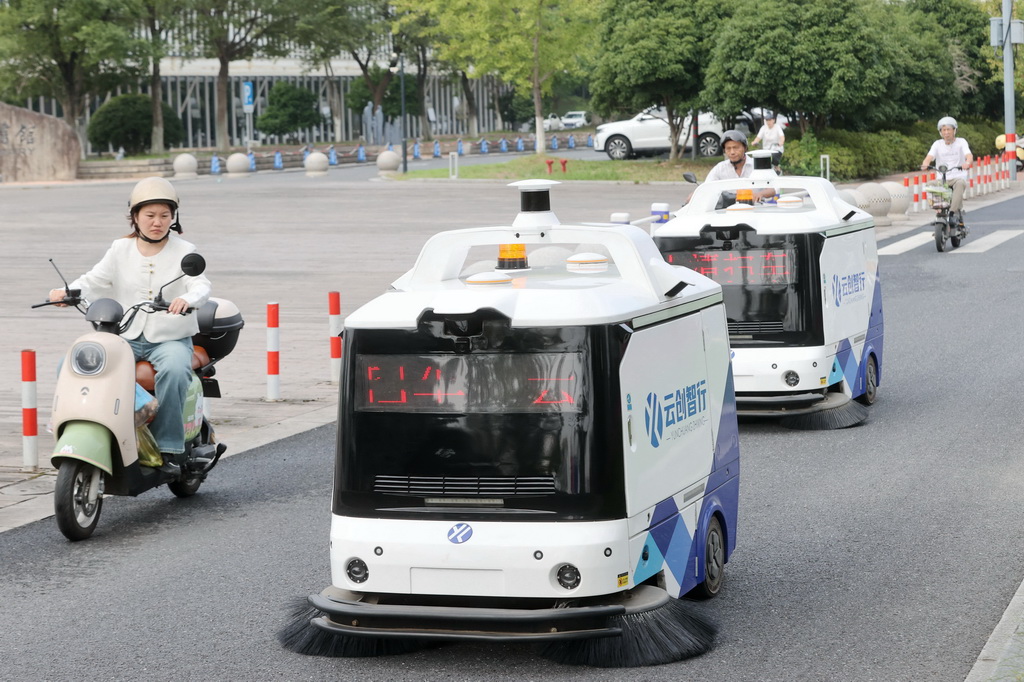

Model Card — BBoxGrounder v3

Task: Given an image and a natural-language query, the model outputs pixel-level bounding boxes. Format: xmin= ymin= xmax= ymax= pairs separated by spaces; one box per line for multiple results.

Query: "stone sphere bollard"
xmin=225 ymin=152 xmax=251 ymax=177
xmin=856 ymin=182 xmax=892 ymax=217
xmin=376 ymin=150 xmax=401 ymax=176
xmin=304 ymin=151 xmax=329 ymax=177
xmin=836 ymin=188 xmax=866 ymax=211
xmin=172 ymin=153 xmax=198 ymax=179
xmin=881 ymin=180 xmax=910 ymax=215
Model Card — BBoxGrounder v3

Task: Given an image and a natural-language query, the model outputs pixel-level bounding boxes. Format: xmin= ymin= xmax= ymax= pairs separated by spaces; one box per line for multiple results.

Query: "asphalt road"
xmin=2 ymin=185 xmax=1023 ymax=680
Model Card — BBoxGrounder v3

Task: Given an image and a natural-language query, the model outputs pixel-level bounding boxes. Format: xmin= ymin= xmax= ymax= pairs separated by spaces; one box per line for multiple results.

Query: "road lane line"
xmin=950 ymin=230 xmax=1024 ymax=254
xmin=878 ymin=231 xmax=933 ymax=255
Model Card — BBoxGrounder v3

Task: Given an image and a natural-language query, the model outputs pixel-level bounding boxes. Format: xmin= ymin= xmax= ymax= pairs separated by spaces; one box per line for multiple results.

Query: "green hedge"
xmin=780 ymin=120 xmax=1006 ymax=181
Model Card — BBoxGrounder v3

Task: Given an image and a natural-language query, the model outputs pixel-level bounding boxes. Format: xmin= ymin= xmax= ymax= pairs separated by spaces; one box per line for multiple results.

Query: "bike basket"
xmin=924 ymin=184 xmax=952 ymax=200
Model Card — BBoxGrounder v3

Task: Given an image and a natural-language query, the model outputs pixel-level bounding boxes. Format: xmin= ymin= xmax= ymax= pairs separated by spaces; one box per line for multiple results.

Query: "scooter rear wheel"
xmin=54 ymin=460 xmax=103 ymax=541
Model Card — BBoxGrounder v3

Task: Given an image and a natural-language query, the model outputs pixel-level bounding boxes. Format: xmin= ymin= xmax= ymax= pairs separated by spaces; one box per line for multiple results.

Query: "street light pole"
xmin=400 ymin=53 xmax=407 ymax=174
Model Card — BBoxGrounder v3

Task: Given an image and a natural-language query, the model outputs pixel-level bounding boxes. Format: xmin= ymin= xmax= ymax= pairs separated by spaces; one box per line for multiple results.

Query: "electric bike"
xmin=924 ymin=165 xmax=968 ymax=252
xmin=33 ymin=254 xmax=244 ymax=540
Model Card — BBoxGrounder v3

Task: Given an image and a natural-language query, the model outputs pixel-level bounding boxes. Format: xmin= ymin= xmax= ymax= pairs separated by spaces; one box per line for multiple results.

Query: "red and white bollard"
xmin=267 ymin=303 xmax=280 ymax=401
xmin=328 ymin=291 xmax=343 ymax=383
xmin=22 ymin=349 xmax=38 ymax=471
xmin=911 ymin=176 xmax=919 ymax=213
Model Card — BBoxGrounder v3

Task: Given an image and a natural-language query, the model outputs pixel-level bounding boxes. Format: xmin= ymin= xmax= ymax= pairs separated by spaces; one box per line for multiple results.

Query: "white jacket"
xmin=70 ymin=234 xmax=212 ymax=342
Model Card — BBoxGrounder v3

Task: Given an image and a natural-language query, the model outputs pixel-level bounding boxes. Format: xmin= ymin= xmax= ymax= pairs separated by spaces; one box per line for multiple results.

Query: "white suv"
xmin=594 ymin=108 xmax=778 ymax=160
xmin=560 ymin=111 xmax=589 ymax=129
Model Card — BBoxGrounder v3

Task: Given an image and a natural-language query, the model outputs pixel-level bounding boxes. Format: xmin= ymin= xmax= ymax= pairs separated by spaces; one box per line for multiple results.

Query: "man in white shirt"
xmin=921 ymin=116 xmax=973 ymax=225
xmin=705 ymin=130 xmax=753 ymax=182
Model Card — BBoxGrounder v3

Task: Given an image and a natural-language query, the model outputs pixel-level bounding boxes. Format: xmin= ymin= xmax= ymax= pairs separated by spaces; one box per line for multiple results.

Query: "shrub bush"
xmin=87 ymin=94 xmax=184 ymax=155
xmin=779 ymin=120 xmax=1004 ymax=182
xmin=257 ymin=82 xmax=322 ymax=138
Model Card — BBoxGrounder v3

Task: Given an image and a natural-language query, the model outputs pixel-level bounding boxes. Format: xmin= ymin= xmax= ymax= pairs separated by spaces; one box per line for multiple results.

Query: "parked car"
xmin=542 ymin=113 xmax=564 ymax=132
xmin=593 ymin=108 xmax=787 ymax=160
xmin=560 ymin=111 xmax=589 ymax=129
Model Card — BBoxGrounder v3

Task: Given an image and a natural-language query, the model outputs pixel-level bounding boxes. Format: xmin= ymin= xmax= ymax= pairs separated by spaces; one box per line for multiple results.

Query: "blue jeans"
xmin=128 ymin=335 xmax=193 ymax=455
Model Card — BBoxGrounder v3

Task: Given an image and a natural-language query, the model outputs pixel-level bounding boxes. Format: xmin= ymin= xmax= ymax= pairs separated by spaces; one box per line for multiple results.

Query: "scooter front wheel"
xmin=54 ymin=460 xmax=103 ymax=541
xmin=934 ymin=221 xmax=948 ymax=252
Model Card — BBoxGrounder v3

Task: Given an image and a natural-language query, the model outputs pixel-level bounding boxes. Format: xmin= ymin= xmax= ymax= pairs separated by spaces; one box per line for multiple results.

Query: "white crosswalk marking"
xmin=950 ymin=230 xmax=1024 ymax=253
xmin=878 ymin=232 xmax=933 ymax=255
xmin=879 ymin=229 xmax=1024 ymax=255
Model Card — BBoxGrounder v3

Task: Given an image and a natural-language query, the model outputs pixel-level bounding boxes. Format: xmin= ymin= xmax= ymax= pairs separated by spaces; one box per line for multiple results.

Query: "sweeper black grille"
xmin=373 ymin=475 xmax=557 ymax=497
xmin=729 ymin=320 xmax=785 ymax=335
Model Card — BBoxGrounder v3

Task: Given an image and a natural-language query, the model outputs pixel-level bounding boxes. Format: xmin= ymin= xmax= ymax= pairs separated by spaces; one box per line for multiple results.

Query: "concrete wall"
xmin=0 ymin=102 xmax=80 ymax=183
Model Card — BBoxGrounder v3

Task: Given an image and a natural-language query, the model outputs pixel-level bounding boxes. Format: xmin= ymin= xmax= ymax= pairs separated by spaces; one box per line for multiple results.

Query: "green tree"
xmin=0 ymin=0 xmax=147 ymax=155
xmin=141 ymin=0 xmax=181 ymax=153
xmin=396 ymin=0 xmax=599 ymax=152
xmin=590 ymin=0 xmax=714 ymax=160
xmin=256 ymin=82 xmax=323 ymax=138
xmin=702 ymin=0 xmax=953 ymax=132
xmin=345 ymin=65 xmax=421 ymax=120
xmin=87 ymin=93 xmax=183 ymax=154
xmin=907 ymin=0 xmax=1002 ymax=119
xmin=183 ymin=0 xmax=296 ymax=152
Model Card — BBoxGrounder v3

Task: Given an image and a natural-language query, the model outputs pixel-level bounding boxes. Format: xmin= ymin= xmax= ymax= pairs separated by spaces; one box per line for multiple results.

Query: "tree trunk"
xmin=460 ymin=71 xmax=479 ymax=138
xmin=148 ymin=11 xmax=165 ymax=154
xmin=416 ymin=45 xmax=432 ymax=141
xmin=532 ymin=80 xmax=544 ymax=154
xmin=325 ymin=74 xmax=343 ymax=143
xmin=215 ymin=53 xmax=230 ymax=153
xmin=150 ymin=63 xmax=165 ymax=154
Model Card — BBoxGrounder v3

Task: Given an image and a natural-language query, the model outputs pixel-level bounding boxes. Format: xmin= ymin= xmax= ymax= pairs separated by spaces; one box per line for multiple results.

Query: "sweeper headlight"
xmin=346 ymin=558 xmax=369 ymax=584
xmin=556 ymin=563 xmax=581 ymax=590
xmin=71 ymin=342 xmax=105 ymax=376
xmin=783 ymin=370 xmax=800 ymax=387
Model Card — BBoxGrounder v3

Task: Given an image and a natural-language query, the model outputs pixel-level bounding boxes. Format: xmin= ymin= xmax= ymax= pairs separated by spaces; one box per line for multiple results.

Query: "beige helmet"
xmin=129 ymin=177 xmax=182 ymax=233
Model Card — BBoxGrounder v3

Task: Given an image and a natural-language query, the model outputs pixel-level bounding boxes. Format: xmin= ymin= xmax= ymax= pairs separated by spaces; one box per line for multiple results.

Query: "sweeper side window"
xmin=336 ymin=317 xmax=628 ymax=521
xmin=657 ymin=231 xmax=824 ymax=346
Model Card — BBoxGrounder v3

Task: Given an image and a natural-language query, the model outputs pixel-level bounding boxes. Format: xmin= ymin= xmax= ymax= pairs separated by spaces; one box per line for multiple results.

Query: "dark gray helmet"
xmin=722 ymin=130 xmax=748 ymax=149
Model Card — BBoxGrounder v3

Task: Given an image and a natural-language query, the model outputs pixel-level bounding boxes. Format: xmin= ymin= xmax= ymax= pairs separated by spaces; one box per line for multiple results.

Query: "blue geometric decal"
xmin=633 ymin=533 xmax=666 ymax=585
xmin=663 ymin=515 xmax=694 ymax=585
xmin=650 ymin=497 xmax=678 ymax=528
xmin=827 ymin=357 xmax=844 ymax=385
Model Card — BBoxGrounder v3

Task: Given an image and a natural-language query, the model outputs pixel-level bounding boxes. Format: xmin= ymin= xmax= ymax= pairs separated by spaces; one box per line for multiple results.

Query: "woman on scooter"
xmin=47 ymin=177 xmax=211 ymax=476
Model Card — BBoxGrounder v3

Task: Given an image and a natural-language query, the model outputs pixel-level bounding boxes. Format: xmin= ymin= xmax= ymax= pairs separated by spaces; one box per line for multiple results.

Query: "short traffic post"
xmin=329 ymin=292 xmax=343 ymax=383
xmin=267 ymin=303 xmax=281 ymax=401
xmin=903 ymin=177 xmax=911 ymax=214
xmin=21 ymin=349 xmax=38 ymax=471
xmin=911 ymin=176 xmax=919 ymax=213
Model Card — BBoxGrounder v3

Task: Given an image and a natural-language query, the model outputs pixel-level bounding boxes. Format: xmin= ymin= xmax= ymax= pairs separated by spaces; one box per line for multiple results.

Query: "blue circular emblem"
xmin=448 ymin=523 xmax=473 ymax=544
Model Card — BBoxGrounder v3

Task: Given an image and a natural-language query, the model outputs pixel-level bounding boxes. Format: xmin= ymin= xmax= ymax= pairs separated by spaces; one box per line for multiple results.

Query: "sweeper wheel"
xmin=690 ymin=516 xmax=725 ymax=600
xmin=856 ymin=355 xmax=878 ymax=406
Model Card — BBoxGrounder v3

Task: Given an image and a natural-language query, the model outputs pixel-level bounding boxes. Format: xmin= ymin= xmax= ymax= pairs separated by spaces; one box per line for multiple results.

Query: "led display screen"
xmin=355 ymin=353 xmax=584 ymax=413
xmin=671 ymin=248 xmax=797 ymax=286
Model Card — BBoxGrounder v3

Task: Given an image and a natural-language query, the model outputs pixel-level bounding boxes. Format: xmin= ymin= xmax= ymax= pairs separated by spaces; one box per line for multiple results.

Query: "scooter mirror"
xmin=683 ymin=172 xmax=698 ymax=184
xmin=181 ymin=253 xmax=206 ymax=277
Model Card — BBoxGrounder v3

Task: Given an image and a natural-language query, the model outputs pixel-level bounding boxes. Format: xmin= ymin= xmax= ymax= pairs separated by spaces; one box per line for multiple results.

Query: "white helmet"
xmin=128 ymin=177 xmax=182 ymax=233
xmin=937 ymin=116 xmax=958 ymax=131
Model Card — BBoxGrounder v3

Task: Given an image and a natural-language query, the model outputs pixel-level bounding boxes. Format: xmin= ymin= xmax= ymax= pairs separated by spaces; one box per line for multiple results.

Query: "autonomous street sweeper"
xmin=280 ymin=180 xmax=740 ymax=667
xmin=654 ymin=152 xmax=883 ymax=429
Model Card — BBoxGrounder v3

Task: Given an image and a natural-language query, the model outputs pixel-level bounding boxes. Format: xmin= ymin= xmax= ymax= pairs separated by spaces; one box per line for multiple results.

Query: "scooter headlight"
xmin=783 ymin=370 xmax=800 ymax=387
xmin=71 ymin=342 xmax=106 ymax=375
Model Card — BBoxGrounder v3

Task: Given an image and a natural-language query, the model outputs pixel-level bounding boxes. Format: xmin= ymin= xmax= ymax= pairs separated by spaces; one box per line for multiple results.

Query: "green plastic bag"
xmin=136 ymin=425 xmax=163 ymax=468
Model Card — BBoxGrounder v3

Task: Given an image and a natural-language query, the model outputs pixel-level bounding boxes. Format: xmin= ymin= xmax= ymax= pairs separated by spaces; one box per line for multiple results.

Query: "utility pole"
xmin=992 ymin=1 xmax=1022 ymax=180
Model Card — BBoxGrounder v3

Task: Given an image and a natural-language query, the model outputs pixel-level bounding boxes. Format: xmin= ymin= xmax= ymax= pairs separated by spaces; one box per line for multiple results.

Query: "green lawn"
xmin=401 ymin=153 xmax=720 ymax=183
